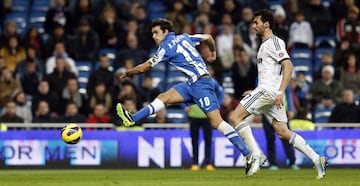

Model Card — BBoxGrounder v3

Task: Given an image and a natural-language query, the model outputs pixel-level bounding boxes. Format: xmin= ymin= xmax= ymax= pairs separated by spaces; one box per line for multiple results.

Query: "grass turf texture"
xmin=0 ymin=168 xmax=358 ymax=186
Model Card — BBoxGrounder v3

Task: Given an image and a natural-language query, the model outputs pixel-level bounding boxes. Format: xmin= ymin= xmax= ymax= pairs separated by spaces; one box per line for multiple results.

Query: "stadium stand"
xmin=28 ymin=12 xmax=47 ymax=34
xmin=5 ymin=12 xmax=28 ymax=36
xmin=76 ymin=61 xmax=93 ymax=95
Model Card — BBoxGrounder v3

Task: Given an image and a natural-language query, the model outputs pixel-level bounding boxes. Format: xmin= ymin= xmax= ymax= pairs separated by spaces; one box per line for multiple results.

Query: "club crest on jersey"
xmin=279 ymin=52 xmax=284 ymax=57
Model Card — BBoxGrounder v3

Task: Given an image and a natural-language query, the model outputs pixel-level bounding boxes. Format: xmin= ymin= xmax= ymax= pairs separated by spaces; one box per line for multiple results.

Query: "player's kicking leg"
xmin=116 ymin=88 xmax=182 ymax=126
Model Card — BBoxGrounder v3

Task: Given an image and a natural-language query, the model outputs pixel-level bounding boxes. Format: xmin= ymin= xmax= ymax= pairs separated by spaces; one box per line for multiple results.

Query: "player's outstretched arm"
xmin=201 ymin=34 xmax=217 ymax=62
xmin=119 ymin=61 xmax=152 ymax=79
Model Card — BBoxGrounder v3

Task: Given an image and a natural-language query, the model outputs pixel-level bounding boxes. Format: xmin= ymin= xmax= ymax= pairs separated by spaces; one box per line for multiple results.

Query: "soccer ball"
xmin=61 ymin=123 xmax=83 ymax=145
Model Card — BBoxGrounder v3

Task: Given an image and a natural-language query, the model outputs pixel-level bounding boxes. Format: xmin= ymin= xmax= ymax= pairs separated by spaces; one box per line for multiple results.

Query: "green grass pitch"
xmin=0 ymin=168 xmax=359 ymax=186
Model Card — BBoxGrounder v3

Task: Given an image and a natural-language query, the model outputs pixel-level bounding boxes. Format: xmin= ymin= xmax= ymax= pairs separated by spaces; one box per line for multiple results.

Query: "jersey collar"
xmin=164 ymin=32 xmax=175 ymax=41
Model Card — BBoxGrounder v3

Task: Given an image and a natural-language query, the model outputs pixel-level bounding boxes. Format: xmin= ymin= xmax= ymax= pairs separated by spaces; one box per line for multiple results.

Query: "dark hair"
xmin=295 ymin=107 xmax=309 ymax=120
xmin=254 ymin=9 xmax=275 ymax=30
xmin=233 ymin=45 xmax=246 ymax=53
xmin=26 ymin=57 xmax=35 ymax=63
xmin=151 ymin=18 xmax=174 ymax=32
xmin=66 ymin=100 xmax=78 ymax=107
xmin=343 ymin=52 xmax=360 ymax=71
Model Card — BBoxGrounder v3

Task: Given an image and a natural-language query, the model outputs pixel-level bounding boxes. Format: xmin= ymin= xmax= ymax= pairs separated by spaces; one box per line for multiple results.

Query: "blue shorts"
xmin=173 ymin=77 xmax=220 ymax=113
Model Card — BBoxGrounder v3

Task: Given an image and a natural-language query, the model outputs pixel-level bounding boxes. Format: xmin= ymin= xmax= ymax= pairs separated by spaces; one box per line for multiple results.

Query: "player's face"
xmin=252 ymin=16 xmax=265 ymax=37
xmin=151 ymin=26 xmax=168 ymax=45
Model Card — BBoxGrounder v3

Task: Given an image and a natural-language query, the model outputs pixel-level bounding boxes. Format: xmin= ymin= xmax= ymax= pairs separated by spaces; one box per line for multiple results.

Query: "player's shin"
xmin=235 ymin=122 xmax=261 ymax=156
xmin=217 ymin=121 xmax=250 ymax=156
xmin=132 ymin=98 xmax=165 ymax=122
xmin=289 ymin=132 xmax=319 ymax=162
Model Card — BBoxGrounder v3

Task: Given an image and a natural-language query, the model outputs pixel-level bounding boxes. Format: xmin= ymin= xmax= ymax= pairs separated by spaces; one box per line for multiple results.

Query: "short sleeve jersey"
xmin=149 ymin=32 xmax=209 ymax=84
xmin=256 ymin=35 xmax=290 ymax=92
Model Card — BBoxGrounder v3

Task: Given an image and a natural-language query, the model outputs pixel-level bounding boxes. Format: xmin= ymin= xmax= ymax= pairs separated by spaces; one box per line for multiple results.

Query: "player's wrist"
xmin=275 ymin=91 xmax=284 ymax=96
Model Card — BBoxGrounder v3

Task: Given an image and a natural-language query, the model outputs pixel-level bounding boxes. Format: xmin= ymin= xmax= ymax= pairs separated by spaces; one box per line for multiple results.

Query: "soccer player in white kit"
xmin=229 ymin=9 xmax=328 ymax=179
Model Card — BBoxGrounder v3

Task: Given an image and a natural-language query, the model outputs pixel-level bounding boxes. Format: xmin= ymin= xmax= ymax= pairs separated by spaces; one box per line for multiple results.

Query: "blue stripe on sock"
xmin=149 ymin=104 xmax=155 ymax=115
xmin=225 ymin=131 xmax=237 ymax=137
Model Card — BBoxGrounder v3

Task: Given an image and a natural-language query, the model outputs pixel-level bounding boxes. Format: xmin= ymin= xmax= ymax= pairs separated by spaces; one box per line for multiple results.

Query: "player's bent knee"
xmin=276 ymin=129 xmax=292 ymax=140
xmin=277 ymin=132 xmax=286 ymax=140
xmin=273 ymin=122 xmax=292 ymax=140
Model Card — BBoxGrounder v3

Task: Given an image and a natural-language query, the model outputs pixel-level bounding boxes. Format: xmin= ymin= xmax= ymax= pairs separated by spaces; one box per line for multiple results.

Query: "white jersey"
xmin=256 ymin=35 xmax=290 ymax=92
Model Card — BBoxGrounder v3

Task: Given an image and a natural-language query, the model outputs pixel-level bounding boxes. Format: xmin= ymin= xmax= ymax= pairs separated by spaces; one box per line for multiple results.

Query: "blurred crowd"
xmin=0 ymin=0 xmax=360 ymax=128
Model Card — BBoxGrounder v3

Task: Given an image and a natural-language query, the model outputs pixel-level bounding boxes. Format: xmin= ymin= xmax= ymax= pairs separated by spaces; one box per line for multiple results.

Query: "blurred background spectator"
xmin=86 ymin=103 xmax=111 ymax=124
xmin=87 ymin=55 xmax=114 ymax=95
xmin=329 ymin=89 xmax=360 ymax=123
xmin=230 ymin=46 xmax=257 ymax=100
xmin=96 ymin=4 xmax=124 ymax=49
xmin=32 ymin=100 xmax=57 ymax=123
xmin=0 ymin=67 xmax=22 ymax=108
xmin=45 ymin=41 xmax=78 ymax=75
xmin=44 ymin=0 xmax=73 ymax=34
xmin=0 ymin=35 xmax=26 ymax=72
xmin=15 ymin=57 xmax=43 ymax=96
xmin=288 ymin=11 xmax=313 ymax=49
xmin=88 ymin=82 xmax=112 ymax=114
xmin=0 ymin=101 xmax=24 ymax=123
xmin=311 ymin=65 xmax=343 ymax=107
xmin=60 ymin=77 xmax=87 ymax=115
xmin=31 ymin=80 xmax=58 ymax=117
xmin=290 ymin=107 xmax=315 ymax=130
xmin=339 ymin=53 xmax=360 ymax=96
xmin=57 ymin=101 xmax=86 ymax=123
xmin=11 ymin=90 xmax=32 ymax=123
xmin=71 ymin=18 xmax=100 ymax=62
xmin=45 ymin=56 xmax=77 ymax=98
xmin=336 ymin=5 xmax=360 ymax=50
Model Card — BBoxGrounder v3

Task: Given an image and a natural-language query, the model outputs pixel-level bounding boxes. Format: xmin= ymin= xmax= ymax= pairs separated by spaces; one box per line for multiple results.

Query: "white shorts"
xmin=240 ymin=88 xmax=288 ymax=123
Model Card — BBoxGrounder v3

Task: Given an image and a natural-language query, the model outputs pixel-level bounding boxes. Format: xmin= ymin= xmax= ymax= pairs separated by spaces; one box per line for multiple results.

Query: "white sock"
xmin=217 ymin=121 xmax=238 ymax=137
xmin=148 ymin=98 xmax=165 ymax=115
xmin=289 ymin=133 xmax=319 ymax=163
xmin=235 ymin=122 xmax=261 ymax=156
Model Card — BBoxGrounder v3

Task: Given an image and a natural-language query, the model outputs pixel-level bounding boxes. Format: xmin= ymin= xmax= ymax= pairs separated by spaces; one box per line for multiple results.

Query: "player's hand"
xmin=287 ymin=111 xmax=294 ymax=120
xmin=206 ymin=51 xmax=216 ymax=62
xmin=275 ymin=94 xmax=284 ymax=110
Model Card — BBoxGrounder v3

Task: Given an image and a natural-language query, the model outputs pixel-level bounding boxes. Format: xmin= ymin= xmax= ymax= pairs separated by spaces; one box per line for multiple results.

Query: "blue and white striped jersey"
xmin=149 ymin=32 xmax=209 ymax=84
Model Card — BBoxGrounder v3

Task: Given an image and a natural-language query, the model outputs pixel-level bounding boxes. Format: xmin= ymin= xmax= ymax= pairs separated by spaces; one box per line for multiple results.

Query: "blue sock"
xmin=132 ymin=99 xmax=165 ymax=122
xmin=132 ymin=106 xmax=151 ymax=122
xmin=226 ymin=132 xmax=250 ymax=156
xmin=218 ymin=121 xmax=250 ymax=156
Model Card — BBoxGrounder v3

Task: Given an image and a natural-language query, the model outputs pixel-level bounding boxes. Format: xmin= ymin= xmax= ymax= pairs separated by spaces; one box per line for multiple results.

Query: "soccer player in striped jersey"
xmin=116 ymin=18 xmax=264 ymax=176
xmin=229 ymin=9 xmax=328 ymax=179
